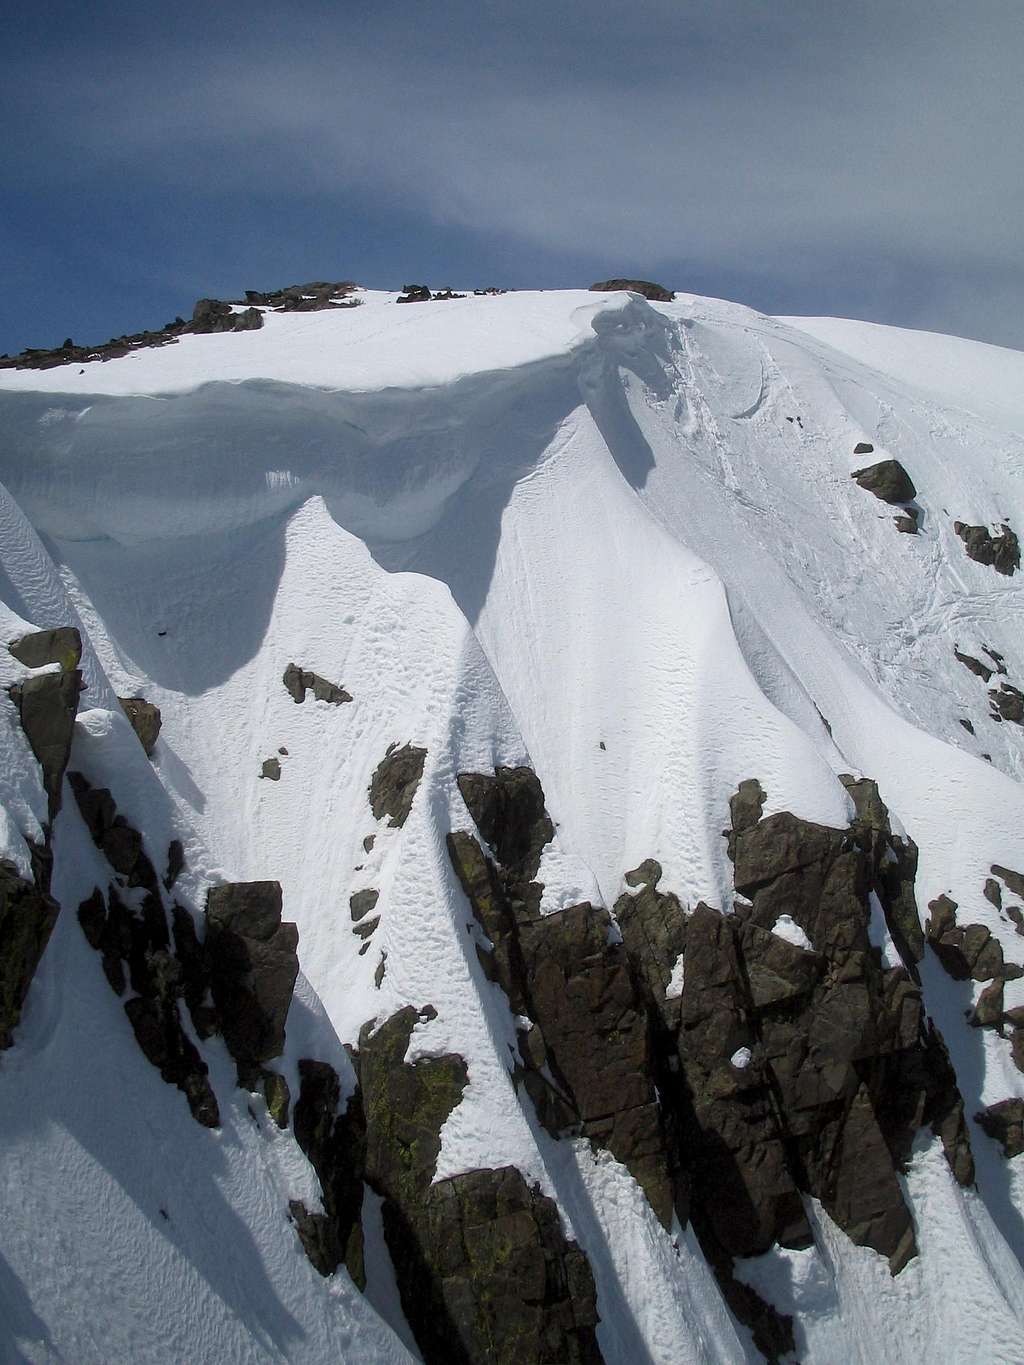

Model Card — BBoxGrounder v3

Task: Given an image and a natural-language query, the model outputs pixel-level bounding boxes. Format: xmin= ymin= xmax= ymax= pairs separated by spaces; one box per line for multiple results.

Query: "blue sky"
xmin=3 ymin=0 xmax=1023 ymax=354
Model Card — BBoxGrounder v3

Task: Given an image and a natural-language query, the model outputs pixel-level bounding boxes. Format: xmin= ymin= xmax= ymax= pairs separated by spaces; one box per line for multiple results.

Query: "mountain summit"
xmin=2 ymin=284 xmax=1024 ymax=1363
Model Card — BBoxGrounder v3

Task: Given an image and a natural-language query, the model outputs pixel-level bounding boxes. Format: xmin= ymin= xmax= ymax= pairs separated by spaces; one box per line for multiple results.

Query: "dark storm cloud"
xmin=2 ymin=1 xmax=1023 ymax=348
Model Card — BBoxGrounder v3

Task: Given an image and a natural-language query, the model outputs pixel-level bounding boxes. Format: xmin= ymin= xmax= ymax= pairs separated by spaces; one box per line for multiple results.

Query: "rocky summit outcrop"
xmin=954 ymin=521 xmax=1020 ymax=576
xmin=190 ymin=299 xmax=263 ymax=334
xmin=0 ymin=280 xmax=361 ymax=370
xmin=204 ymin=881 xmax=298 ymax=1082
xmin=0 ymin=860 xmax=59 ymax=1050
xmin=396 ymin=284 xmax=432 ymax=303
xmin=589 ymin=278 xmax=674 ymax=302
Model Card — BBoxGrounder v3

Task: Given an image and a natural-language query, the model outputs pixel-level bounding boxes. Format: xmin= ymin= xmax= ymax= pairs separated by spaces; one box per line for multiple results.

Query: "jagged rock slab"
xmin=851 ymin=459 xmax=917 ymax=504
xmin=205 ymin=881 xmax=299 ymax=1072
xmin=0 ymin=860 xmax=59 ymax=1049
xmin=282 ymin=662 xmax=351 ymax=705
xmin=954 ymin=521 xmax=1020 ymax=575
xmin=369 ymin=744 xmax=427 ymax=828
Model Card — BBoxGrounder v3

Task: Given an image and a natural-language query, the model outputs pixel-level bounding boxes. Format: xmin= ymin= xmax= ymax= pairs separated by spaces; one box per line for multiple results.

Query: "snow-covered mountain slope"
xmin=1 ymin=285 xmax=1023 ymax=1364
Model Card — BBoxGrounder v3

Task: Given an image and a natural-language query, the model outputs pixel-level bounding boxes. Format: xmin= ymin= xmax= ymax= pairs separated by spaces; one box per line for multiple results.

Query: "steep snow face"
xmin=1 ymin=286 xmax=1024 ymax=1364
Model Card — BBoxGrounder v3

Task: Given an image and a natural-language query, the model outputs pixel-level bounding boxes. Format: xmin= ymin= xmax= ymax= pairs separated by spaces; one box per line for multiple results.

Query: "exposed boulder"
xmin=990 ymin=682 xmax=1024 ymax=724
xmin=260 ymin=757 xmax=281 ymax=781
xmin=0 ymin=860 xmax=60 ymax=1049
xmin=349 ymin=889 xmax=379 ymax=921
xmin=369 ymin=744 xmax=427 ymax=828
xmin=853 ymin=441 xmax=875 ymax=455
xmin=9 ymin=665 xmax=83 ymax=818
xmin=204 ymin=881 xmax=299 ymax=1075
xmin=190 ymin=299 xmax=264 ymax=334
xmin=8 ymin=626 xmax=82 ymax=672
xmin=975 ymin=1099 xmax=1024 ymax=1158
xmin=955 ymin=649 xmax=993 ymax=682
xmin=396 ymin=285 xmax=431 ymax=303
xmin=589 ymin=278 xmax=674 ymax=302
xmin=282 ymin=662 xmax=351 ymax=705
xmin=993 ymin=864 xmax=1024 ymax=899
xmin=456 ymin=766 xmax=554 ymax=882
xmin=851 ymin=459 xmax=917 ymax=505
xmin=926 ymin=896 xmax=1006 ymax=981
xmin=954 ymin=521 xmax=1020 ymax=576
xmin=118 ymin=697 xmax=162 ymax=756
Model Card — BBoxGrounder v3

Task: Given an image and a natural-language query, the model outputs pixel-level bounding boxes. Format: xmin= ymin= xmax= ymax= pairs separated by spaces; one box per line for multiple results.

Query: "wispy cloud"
xmin=4 ymin=1 xmax=1023 ymax=346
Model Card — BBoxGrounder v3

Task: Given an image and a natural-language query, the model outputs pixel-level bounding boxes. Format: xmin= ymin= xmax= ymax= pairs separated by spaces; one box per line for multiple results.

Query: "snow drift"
xmin=1 ymin=285 xmax=1023 ymax=1363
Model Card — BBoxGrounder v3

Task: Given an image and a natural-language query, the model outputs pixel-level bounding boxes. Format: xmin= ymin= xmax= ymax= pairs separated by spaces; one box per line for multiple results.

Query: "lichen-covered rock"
xmin=118 ymin=696 xmax=162 ymax=756
xmin=369 ymin=744 xmax=427 ymax=828
xmin=409 ymin=1167 xmax=603 ymax=1365
xmin=8 ymin=626 xmax=82 ymax=672
xmin=975 ymin=1099 xmax=1024 ymax=1158
xmin=352 ymin=1006 xmax=602 ymax=1364
xmin=851 ymin=459 xmax=917 ymax=504
xmin=0 ymin=860 xmax=60 ymax=1049
xmin=954 ymin=521 xmax=1020 ymax=575
xmin=205 ymin=881 xmax=299 ymax=1071
xmin=282 ymin=662 xmax=351 ymax=705
xmin=292 ymin=1058 xmax=366 ymax=1285
xmin=590 ymin=278 xmax=674 ymax=301
xmin=288 ymin=1200 xmax=343 ymax=1278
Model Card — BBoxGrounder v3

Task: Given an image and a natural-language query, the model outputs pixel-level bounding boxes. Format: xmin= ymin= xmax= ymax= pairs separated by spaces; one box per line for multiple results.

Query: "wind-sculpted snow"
xmin=1 ymin=286 xmax=1023 ymax=1362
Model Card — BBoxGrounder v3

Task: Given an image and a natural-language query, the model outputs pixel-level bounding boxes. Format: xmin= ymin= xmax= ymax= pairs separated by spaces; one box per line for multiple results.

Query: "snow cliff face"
xmin=2 ymin=286 xmax=1024 ymax=1364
